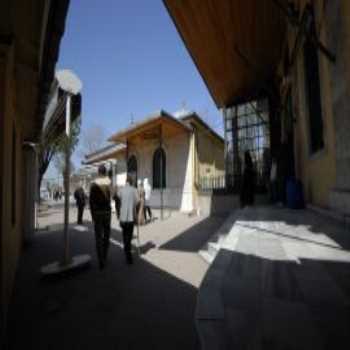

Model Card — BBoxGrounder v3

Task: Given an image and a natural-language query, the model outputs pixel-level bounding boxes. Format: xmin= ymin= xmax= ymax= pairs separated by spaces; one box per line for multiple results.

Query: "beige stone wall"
xmin=124 ymin=131 xmax=195 ymax=212
xmin=194 ymin=121 xmax=224 ymax=182
xmin=0 ymin=1 xmax=68 ymax=339
xmin=286 ymin=0 xmax=342 ymax=208
xmin=0 ymin=41 xmax=24 ymax=332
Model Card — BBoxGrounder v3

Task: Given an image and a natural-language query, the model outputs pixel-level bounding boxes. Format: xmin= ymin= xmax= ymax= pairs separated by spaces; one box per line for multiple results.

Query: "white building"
xmin=84 ymin=110 xmax=225 ymax=213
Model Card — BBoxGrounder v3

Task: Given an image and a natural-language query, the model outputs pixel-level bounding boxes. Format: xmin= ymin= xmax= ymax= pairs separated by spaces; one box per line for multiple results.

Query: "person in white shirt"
xmin=143 ymin=178 xmax=152 ymax=222
xmin=118 ymin=175 xmax=140 ymax=264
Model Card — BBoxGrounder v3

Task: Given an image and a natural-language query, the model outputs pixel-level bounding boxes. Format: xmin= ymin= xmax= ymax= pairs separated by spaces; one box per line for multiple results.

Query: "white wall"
xmin=116 ymin=132 xmax=194 ymax=212
xmin=115 ymin=158 xmax=127 ymax=187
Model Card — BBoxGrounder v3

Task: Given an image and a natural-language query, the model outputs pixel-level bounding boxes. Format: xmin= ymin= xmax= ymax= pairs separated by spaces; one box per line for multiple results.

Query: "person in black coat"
xmin=112 ymin=186 xmax=121 ymax=220
xmin=240 ymin=150 xmax=255 ymax=208
xmin=89 ymin=165 xmax=112 ymax=270
xmin=74 ymin=186 xmax=86 ymax=225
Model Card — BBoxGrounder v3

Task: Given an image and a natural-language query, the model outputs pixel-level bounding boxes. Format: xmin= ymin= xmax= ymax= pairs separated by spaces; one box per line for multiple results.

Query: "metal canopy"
xmin=42 ymin=82 xmax=82 ymax=143
xmin=83 ymin=144 xmax=126 ymax=165
xmin=164 ymin=0 xmax=286 ymax=108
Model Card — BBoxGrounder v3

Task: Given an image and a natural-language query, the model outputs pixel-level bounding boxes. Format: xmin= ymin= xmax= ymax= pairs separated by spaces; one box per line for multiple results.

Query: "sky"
xmin=46 ymin=0 xmax=223 ymax=179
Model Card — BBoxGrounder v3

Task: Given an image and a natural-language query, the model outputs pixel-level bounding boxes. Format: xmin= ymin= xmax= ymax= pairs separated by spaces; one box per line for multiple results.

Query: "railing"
xmin=197 ymin=176 xmax=226 ymax=191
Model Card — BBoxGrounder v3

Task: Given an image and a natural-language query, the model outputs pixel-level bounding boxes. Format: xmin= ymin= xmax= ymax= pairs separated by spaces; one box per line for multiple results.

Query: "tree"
xmin=79 ymin=124 xmax=106 ymax=156
xmin=53 ymin=152 xmax=75 ymax=177
xmin=37 ymin=117 xmax=81 ymax=198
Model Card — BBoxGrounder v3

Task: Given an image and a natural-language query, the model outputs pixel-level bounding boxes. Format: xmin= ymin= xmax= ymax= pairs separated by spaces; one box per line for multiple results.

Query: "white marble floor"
xmin=196 ymin=206 xmax=350 ymax=350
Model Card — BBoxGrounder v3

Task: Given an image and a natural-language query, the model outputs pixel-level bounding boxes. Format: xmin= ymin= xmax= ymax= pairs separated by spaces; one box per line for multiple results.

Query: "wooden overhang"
xmin=181 ymin=113 xmax=224 ymax=145
xmin=83 ymin=144 xmax=126 ymax=165
xmin=163 ymin=0 xmax=287 ymax=108
xmin=107 ymin=110 xmax=192 ymax=146
xmin=0 ymin=0 xmax=70 ymax=141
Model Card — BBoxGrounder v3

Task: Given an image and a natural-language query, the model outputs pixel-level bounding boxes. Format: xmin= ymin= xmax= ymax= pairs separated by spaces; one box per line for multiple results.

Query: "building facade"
xmin=164 ymin=0 xmax=350 ymax=215
xmin=0 ymin=1 xmax=70 ymax=339
xmin=280 ymin=0 xmax=350 ymax=212
xmin=84 ymin=110 xmax=225 ymax=213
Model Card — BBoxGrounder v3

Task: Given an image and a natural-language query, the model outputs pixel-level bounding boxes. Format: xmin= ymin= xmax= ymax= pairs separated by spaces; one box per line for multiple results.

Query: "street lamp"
xmin=41 ymin=70 xmax=91 ymax=275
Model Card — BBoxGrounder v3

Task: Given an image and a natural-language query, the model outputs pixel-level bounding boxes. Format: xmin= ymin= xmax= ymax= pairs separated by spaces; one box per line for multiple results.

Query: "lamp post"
xmin=63 ymin=92 xmax=72 ymax=264
xmin=41 ymin=70 xmax=91 ymax=275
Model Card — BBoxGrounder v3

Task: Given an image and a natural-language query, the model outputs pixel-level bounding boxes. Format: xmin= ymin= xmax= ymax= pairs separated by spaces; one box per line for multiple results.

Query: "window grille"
xmin=303 ymin=5 xmax=324 ymax=154
xmin=153 ymin=147 xmax=166 ymax=189
xmin=224 ymin=99 xmax=271 ymax=192
xmin=127 ymin=155 xmax=137 ymax=187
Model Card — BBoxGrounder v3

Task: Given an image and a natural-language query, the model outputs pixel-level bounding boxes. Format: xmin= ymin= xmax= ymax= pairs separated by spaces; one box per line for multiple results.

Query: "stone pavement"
xmin=196 ymin=206 xmax=350 ymax=350
xmin=7 ymin=207 xmax=227 ymax=350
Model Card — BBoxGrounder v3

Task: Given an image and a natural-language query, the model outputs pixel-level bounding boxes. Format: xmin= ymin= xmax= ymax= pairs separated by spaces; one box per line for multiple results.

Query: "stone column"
xmin=23 ymin=144 xmax=38 ymax=242
xmin=328 ymin=1 xmax=350 ymax=214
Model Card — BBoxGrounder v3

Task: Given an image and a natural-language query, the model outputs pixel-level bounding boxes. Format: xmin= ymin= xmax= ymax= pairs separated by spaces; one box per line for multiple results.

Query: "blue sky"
xmin=47 ymin=0 xmax=222 ymax=178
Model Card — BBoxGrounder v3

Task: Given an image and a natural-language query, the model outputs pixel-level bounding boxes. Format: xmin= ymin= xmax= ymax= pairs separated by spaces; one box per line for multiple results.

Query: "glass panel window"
xmin=127 ymin=155 xmax=137 ymax=187
xmin=304 ymin=5 xmax=324 ymax=154
xmin=153 ymin=147 xmax=166 ymax=189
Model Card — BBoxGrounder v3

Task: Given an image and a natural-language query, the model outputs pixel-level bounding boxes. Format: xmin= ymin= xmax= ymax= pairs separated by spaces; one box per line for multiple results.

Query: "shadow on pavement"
xmin=7 ymin=225 xmax=200 ymax=350
xmin=199 ymin=248 xmax=350 ymax=349
xmin=159 ymin=214 xmax=229 ymax=252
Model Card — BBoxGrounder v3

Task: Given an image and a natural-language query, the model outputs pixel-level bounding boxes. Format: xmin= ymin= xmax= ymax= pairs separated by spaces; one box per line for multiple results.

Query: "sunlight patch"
xmin=73 ymin=225 xmax=89 ymax=232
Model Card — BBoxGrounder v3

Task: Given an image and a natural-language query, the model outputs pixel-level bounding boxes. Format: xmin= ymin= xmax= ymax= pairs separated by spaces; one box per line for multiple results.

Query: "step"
xmin=198 ymin=212 xmax=239 ymax=265
xmin=199 ymin=250 xmax=215 ymax=264
xmin=207 ymin=242 xmax=221 ymax=257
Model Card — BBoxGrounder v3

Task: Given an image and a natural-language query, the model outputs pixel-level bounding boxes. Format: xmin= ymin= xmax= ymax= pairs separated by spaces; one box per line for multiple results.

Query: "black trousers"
xmin=120 ymin=222 xmax=134 ymax=262
xmin=77 ymin=204 xmax=85 ymax=224
xmin=144 ymin=205 xmax=152 ymax=221
xmin=93 ymin=212 xmax=111 ymax=267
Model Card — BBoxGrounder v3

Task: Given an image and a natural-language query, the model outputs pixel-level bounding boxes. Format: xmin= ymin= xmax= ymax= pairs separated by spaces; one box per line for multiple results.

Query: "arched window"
xmin=127 ymin=155 xmax=137 ymax=187
xmin=153 ymin=147 xmax=166 ymax=189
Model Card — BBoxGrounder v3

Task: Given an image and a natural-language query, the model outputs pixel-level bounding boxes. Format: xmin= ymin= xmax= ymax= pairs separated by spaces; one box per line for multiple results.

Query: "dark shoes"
xmin=126 ymin=253 xmax=133 ymax=265
xmin=99 ymin=260 xmax=106 ymax=270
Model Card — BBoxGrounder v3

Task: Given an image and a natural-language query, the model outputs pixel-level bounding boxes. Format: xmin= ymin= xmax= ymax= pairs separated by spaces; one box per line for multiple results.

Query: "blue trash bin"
xmin=286 ymin=177 xmax=305 ymax=209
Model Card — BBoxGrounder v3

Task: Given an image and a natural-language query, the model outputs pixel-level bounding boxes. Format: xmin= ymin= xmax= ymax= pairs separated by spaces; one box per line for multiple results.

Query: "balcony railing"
xmin=197 ymin=176 xmax=226 ymax=191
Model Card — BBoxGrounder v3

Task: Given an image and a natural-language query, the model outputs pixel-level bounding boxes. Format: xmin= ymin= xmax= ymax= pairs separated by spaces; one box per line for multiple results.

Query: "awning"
xmin=108 ymin=110 xmax=192 ymax=145
xmin=83 ymin=144 xmax=126 ymax=165
xmin=163 ymin=0 xmax=286 ymax=107
xmin=42 ymin=83 xmax=82 ymax=143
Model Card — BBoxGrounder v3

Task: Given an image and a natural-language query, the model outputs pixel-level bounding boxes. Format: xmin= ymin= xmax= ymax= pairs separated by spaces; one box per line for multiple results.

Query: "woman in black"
xmin=240 ymin=150 xmax=255 ymax=208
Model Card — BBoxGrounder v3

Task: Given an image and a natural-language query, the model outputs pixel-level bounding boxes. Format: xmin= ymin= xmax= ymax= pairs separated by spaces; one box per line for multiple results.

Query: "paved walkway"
xmin=196 ymin=206 xmax=350 ymax=350
xmin=7 ymin=207 xmax=228 ymax=350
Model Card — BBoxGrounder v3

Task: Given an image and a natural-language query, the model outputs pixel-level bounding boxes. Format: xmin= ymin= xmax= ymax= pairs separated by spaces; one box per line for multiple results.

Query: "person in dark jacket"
xmin=277 ymin=142 xmax=289 ymax=205
xmin=240 ymin=150 xmax=255 ymax=207
xmin=74 ymin=186 xmax=86 ymax=224
xmin=89 ymin=165 xmax=112 ymax=270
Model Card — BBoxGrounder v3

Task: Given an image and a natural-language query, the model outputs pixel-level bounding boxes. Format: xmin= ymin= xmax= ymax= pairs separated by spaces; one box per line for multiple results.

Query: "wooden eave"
xmin=163 ymin=0 xmax=287 ymax=108
xmin=36 ymin=0 xmax=70 ymax=140
xmin=107 ymin=110 xmax=192 ymax=145
xmin=1 ymin=1 xmax=70 ymax=142
xmin=181 ymin=113 xmax=224 ymax=145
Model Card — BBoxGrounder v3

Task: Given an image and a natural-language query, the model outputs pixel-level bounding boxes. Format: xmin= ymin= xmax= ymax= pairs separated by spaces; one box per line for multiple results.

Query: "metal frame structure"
xmin=223 ymin=98 xmax=271 ymax=193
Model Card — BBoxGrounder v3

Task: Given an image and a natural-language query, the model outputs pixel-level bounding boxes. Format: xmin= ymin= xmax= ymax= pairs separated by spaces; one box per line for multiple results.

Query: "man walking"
xmin=112 ymin=185 xmax=121 ymax=220
xmin=118 ymin=175 xmax=139 ymax=264
xmin=89 ymin=165 xmax=112 ymax=270
xmin=74 ymin=185 xmax=86 ymax=224
xmin=143 ymin=178 xmax=152 ymax=222
xmin=137 ymin=179 xmax=145 ymax=225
